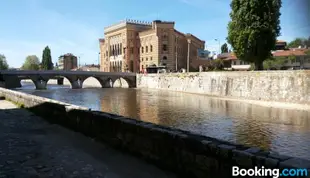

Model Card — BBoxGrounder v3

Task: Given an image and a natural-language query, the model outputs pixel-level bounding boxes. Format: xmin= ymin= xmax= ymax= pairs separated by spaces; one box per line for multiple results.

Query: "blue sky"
xmin=0 ymin=0 xmax=309 ymax=68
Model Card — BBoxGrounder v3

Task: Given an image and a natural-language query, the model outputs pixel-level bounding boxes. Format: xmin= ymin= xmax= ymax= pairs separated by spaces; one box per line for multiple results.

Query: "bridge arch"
xmin=82 ymin=76 xmax=103 ymax=88
xmin=52 ymin=75 xmax=84 ymax=89
xmin=113 ymin=77 xmax=130 ymax=88
xmin=20 ymin=79 xmax=36 ymax=89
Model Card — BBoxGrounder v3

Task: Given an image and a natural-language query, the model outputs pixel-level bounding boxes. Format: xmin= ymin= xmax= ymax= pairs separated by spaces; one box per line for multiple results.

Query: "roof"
xmin=186 ymin=33 xmax=205 ymax=43
xmin=272 ymin=49 xmax=309 ymax=57
xmin=174 ymin=29 xmax=186 ymax=37
xmin=59 ymin=53 xmax=77 ymax=58
xmin=276 ymin=40 xmax=287 ymax=43
xmin=218 ymin=52 xmax=237 ymax=60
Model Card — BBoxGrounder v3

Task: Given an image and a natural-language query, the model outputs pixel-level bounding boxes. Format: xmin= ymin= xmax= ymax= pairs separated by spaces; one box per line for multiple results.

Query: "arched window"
xmin=141 ymin=47 xmax=144 ymax=53
xmin=163 ymin=56 xmax=167 ymax=60
xmin=150 ymin=45 xmax=153 ymax=52
xmin=146 ymin=46 xmax=148 ymax=53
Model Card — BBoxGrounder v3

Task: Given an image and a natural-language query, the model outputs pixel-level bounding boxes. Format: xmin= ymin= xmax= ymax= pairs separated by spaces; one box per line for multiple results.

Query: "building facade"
xmin=99 ymin=19 xmax=205 ymax=72
xmin=58 ymin=53 xmax=78 ymax=70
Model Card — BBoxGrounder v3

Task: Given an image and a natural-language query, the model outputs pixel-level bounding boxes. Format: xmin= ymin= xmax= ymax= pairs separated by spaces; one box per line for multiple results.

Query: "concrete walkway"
xmin=0 ymin=100 xmax=176 ymax=178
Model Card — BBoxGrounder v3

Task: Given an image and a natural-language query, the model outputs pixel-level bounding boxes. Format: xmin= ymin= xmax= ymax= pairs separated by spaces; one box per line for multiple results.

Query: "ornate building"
xmin=99 ymin=19 xmax=205 ymax=72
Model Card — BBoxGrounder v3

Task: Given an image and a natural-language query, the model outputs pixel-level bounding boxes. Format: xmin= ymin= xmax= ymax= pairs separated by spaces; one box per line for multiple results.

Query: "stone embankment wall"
xmin=137 ymin=70 xmax=310 ymax=105
xmin=0 ymin=87 xmax=309 ymax=178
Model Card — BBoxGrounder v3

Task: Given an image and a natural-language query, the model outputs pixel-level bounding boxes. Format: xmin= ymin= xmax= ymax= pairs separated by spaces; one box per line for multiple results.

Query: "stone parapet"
xmin=0 ymin=87 xmax=309 ymax=178
xmin=137 ymin=71 xmax=310 ymax=106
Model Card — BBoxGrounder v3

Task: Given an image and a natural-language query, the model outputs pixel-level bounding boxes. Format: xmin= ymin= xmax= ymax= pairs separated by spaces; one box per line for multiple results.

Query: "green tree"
xmin=227 ymin=0 xmax=282 ymax=70
xmin=263 ymin=56 xmax=293 ymax=70
xmin=221 ymin=43 xmax=229 ymax=53
xmin=211 ymin=58 xmax=224 ymax=70
xmin=42 ymin=46 xmax=53 ymax=70
xmin=22 ymin=55 xmax=40 ymax=70
xmin=287 ymin=38 xmax=306 ymax=48
xmin=0 ymin=54 xmax=9 ymax=70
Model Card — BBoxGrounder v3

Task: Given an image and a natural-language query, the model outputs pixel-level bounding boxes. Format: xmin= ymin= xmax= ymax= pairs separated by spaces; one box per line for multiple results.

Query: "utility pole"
xmin=187 ymin=39 xmax=191 ymax=72
xmin=78 ymin=56 xmax=80 ymax=68
xmin=98 ymin=52 xmax=101 ymax=69
xmin=175 ymin=36 xmax=178 ymax=72
xmin=215 ymin=39 xmax=221 ymax=54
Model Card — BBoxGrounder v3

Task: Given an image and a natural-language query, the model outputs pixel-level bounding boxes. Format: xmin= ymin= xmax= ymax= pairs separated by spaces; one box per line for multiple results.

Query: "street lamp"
xmin=215 ymin=39 xmax=221 ymax=54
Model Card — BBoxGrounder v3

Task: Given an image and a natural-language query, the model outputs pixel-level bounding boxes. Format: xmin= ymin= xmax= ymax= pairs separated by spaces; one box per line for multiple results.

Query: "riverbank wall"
xmin=137 ymin=70 xmax=310 ymax=107
xmin=0 ymin=87 xmax=309 ymax=177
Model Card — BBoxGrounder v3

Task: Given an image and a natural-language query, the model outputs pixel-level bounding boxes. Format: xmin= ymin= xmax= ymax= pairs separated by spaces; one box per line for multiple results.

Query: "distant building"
xmin=58 ymin=53 xmax=78 ymax=70
xmin=99 ymin=19 xmax=205 ymax=72
xmin=218 ymin=40 xmax=310 ymax=70
xmin=218 ymin=53 xmax=251 ymax=71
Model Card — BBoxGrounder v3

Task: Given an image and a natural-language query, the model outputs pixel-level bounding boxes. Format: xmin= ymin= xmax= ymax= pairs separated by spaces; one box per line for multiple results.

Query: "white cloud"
xmin=0 ymin=2 xmax=108 ymax=68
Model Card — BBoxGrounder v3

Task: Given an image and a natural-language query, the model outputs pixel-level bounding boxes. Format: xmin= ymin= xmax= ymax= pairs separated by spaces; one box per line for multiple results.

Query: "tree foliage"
xmin=227 ymin=0 xmax=282 ymax=70
xmin=263 ymin=55 xmax=296 ymax=70
xmin=287 ymin=37 xmax=310 ymax=48
xmin=41 ymin=46 xmax=53 ymax=70
xmin=221 ymin=43 xmax=229 ymax=53
xmin=0 ymin=54 xmax=9 ymax=70
xmin=206 ymin=58 xmax=224 ymax=71
xmin=22 ymin=55 xmax=40 ymax=70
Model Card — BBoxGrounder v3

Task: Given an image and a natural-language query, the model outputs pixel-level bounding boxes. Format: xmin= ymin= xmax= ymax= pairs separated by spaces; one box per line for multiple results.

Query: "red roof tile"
xmin=272 ymin=49 xmax=308 ymax=57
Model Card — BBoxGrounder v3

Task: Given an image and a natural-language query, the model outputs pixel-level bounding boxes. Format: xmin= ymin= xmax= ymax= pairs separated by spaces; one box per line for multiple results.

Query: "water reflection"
xmin=16 ymin=84 xmax=310 ymax=160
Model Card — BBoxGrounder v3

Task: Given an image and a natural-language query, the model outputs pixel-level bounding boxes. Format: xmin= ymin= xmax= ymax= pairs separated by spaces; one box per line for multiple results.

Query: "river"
xmin=15 ymin=81 xmax=310 ymax=160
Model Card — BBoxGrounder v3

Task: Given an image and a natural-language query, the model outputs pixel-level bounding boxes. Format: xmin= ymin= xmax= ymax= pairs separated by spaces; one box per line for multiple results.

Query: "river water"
xmin=16 ymin=82 xmax=310 ymax=160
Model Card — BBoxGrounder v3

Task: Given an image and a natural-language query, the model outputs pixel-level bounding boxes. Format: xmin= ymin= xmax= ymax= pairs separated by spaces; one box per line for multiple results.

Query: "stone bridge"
xmin=0 ymin=70 xmax=136 ymax=89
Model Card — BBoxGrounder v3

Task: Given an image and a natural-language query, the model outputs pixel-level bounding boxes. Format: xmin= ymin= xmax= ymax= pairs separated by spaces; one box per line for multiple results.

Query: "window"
xmin=123 ymin=48 xmax=126 ymax=54
xmin=120 ymin=44 xmax=122 ymax=54
xmin=142 ymin=65 xmax=144 ymax=69
xmin=233 ymin=61 xmax=236 ymax=65
xmin=146 ymin=46 xmax=148 ymax=53
xmin=150 ymin=45 xmax=153 ymax=52
xmin=150 ymin=57 xmax=152 ymax=61
xmin=130 ymin=47 xmax=134 ymax=54
xmin=163 ymin=44 xmax=167 ymax=51
xmin=163 ymin=56 xmax=167 ymax=60
xmin=141 ymin=58 xmax=143 ymax=61
xmin=163 ymin=63 xmax=167 ymax=66
xmin=146 ymin=64 xmax=148 ymax=67
xmin=141 ymin=47 xmax=144 ymax=53
xmin=296 ymin=57 xmax=300 ymax=63
xmin=146 ymin=57 xmax=148 ymax=61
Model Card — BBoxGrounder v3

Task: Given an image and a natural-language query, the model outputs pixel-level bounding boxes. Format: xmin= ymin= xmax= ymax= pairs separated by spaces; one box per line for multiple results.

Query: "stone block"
xmin=232 ymin=150 xmax=254 ymax=168
xmin=279 ymin=158 xmax=310 ymax=169
xmin=195 ymin=154 xmax=219 ymax=172
xmin=245 ymin=147 xmax=261 ymax=154
xmin=217 ymin=144 xmax=236 ymax=159
xmin=268 ymin=153 xmax=291 ymax=161
xmin=253 ymin=155 xmax=266 ymax=167
xmin=206 ymin=141 xmax=219 ymax=156
xmin=264 ymin=158 xmax=279 ymax=168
